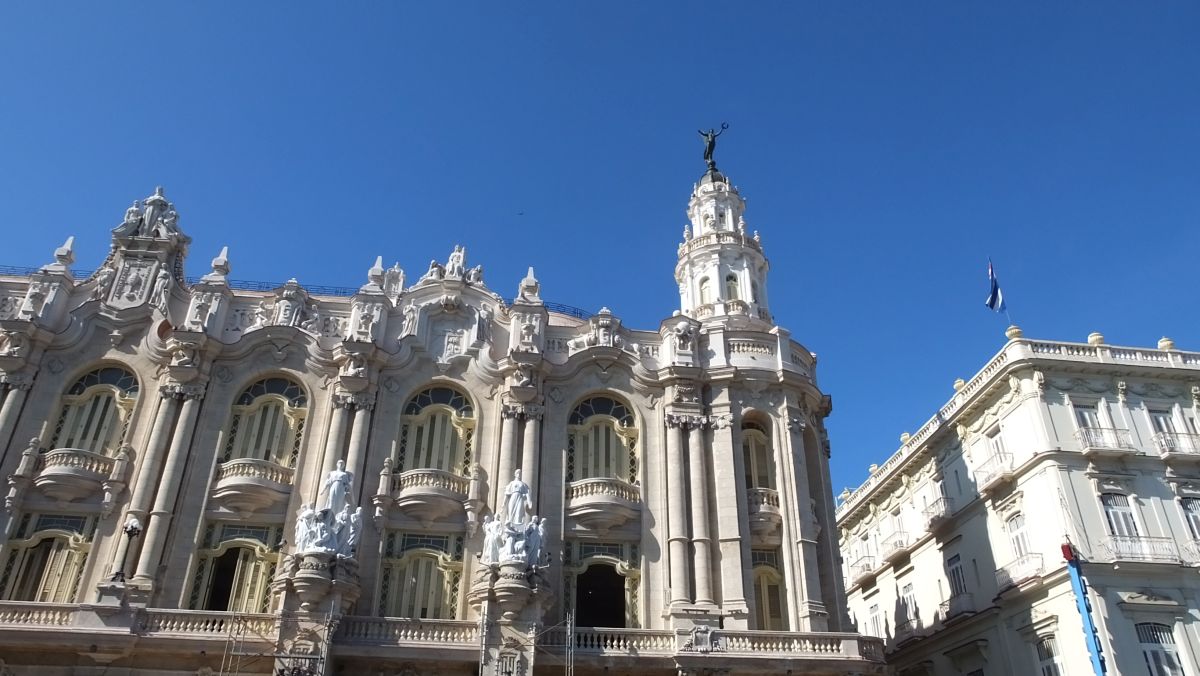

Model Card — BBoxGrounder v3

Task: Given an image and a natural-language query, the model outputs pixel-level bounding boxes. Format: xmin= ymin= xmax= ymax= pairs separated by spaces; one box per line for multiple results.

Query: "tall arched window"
xmin=0 ymin=514 xmax=93 ymax=603
xmin=725 ymin=274 xmax=740 ymax=301
xmin=222 ymin=377 xmax=307 ymax=468
xmin=698 ymin=277 xmax=713 ymax=305
xmin=1006 ymin=513 xmax=1031 ymax=558
xmin=50 ymin=366 xmax=139 ymax=455
xmin=1137 ymin=623 xmax=1183 ymax=675
xmin=378 ymin=532 xmax=462 ymax=619
xmin=188 ymin=524 xmax=280 ymax=614
xmin=751 ymin=549 xmax=787 ymax=630
xmin=567 ymin=397 xmax=638 ymax=484
xmin=396 ymin=386 xmax=475 ymax=474
xmin=742 ymin=420 xmax=776 ymax=490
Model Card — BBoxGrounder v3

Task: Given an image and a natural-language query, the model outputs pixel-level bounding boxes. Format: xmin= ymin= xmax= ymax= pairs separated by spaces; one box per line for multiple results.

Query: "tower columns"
xmin=665 ymin=416 xmax=691 ymax=606
xmin=687 ymin=419 xmax=715 ymax=606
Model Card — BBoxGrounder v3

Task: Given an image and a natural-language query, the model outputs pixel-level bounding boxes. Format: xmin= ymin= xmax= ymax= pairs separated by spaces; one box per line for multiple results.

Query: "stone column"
xmin=133 ymin=391 xmax=203 ymax=585
xmin=688 ymin=419 xmax=715 ymax=605
xmin=519 ymin=407 xmax=542 ymax=499
xmin=344 ymin=398 xmax=374 ymax=502
xmin=779 ymin=415 xmax=823 ymax=630
xmin=319 ymin=397 xmax=352 ymax=495
xmin=708 ymin=411 xmax=750 ymax=624
xmin=120 ymin=393 xmax=178 ymax=571
xmin=0 ymin=381 xmax=30 ymax=460
xmin=665 ymin=416 xmax=691 ymax=605
xmin=496 ymin=406 xmax=519 ymax=497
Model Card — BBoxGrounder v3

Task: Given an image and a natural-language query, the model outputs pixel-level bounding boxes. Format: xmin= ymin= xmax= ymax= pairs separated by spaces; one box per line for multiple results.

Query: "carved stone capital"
xmin=0 ymin=372 xmax=34 ymax=391
xmin=786 ymin=414 xmax=807 ymax=434
xmin=334 ymin=392 xmax=374 ymax=411
xmin=160 ymin=382 xmax=206 ymax=400
xmin=707 ymin=413 xmax=733 ymax=430
xmin=666 ymin=413 xmax=707 ymax=430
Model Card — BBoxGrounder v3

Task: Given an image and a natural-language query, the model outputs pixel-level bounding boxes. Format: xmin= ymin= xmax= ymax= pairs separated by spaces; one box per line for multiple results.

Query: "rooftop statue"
xmin=698 ymin=122 xmax=729 ymax=170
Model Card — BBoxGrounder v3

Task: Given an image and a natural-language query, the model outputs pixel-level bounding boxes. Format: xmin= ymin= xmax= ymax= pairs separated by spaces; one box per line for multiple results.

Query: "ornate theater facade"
xmin=0 ymin=162 xmax=883 ymax=674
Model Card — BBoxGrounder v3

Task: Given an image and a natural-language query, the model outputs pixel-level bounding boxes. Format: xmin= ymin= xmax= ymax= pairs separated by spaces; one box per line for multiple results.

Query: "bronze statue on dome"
xmin=698 ymin=122 xmax=729 ymax=169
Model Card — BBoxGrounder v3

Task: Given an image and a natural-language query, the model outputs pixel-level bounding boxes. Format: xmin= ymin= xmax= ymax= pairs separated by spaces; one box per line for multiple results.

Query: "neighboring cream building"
xmin=837 ymin=328 xmax=1200 ymax=676
xmin=0 ymin=163 xmax=883 ymax=674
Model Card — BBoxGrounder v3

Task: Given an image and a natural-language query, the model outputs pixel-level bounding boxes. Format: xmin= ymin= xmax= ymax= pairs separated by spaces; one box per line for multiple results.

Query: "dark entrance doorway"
xmin=575 ymin=564 xmax=625 ymax=628
xmin=204 ymin=548 xmax=240 ymax=610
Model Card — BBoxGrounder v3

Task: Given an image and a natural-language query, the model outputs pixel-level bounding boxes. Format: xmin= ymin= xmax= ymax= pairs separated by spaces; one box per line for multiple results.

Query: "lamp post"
xmin=110 ymin=515 xmax=142 ymax=582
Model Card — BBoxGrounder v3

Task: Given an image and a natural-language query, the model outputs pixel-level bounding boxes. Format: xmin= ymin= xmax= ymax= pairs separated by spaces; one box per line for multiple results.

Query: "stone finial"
xmin=899 ymin=432 xmax=911 ymax=444
xmin=1087 ymin=331 xmax=1105 ymax=346
xmin=839 ymin=487 xmax=851 ymax=501
xmin=1158 ymin=336 xmax=1176 ymax=351
xmin=211 ymin=246 xmax=230 ymax=275
xmin=953 ymin=378 xmax=965 ymax=391
xmin=368 ymin=255 xmax=385 ymax=286
xmin=1005 ymin=325 xmax=1023 ymax=340
xmin=517 ymin=266 xmax=541 ymax=303
xmin=54 ymin=236 xmax=75 ymax=267
xmin=868 ymin=463 xmax=879 ymax=474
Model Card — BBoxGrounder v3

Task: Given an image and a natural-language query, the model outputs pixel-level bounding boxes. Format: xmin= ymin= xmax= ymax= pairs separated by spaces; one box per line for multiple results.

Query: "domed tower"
xmin=675 ymin=163 xmax=772 ymax=326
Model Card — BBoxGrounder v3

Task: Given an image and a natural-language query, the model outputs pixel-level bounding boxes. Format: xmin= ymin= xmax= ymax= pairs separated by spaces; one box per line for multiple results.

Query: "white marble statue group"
xmin=480 ymin=470 xmax=547 ymax=568
xmin=294 ymin=459 xmax=363 ymax=557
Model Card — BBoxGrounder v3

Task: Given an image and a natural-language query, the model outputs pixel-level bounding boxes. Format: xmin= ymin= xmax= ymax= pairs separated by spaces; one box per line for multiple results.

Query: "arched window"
xmin=1035 ymin=635 xmax=1064 ymax=676
xmin=698 ymin=277 xmax=713 ymax=305
xmin=396 ymin=386 xmax=475 ymax=474
xmin=0 ymin=514 xmax=93 ymax=603
xmin=188 ymin=524 xmax=279 ymax=613
xmin=222 ymin=377 xmax=307 ymax=468
xmin=378 ymin=532 xmax=462 ymax=619
xmin=567 ymin=396 xmax=637 ymax=484
xmin=742 ymin=421 xmax=776 ymax=490
xmin=50 ymin=366 xmax=139 ymax=455
xmin=1137 ymin=623 xmax=1183 ymax=675
xmin=1100 ymin=493 xmax=1139 ymax=537
xmin=725 ymin=274 xmax=740 ymax=301
xmin=751 ymin=549 xmax=787 ymax=630
xmin=1006 ymin=513 xmax=1031 ymax=558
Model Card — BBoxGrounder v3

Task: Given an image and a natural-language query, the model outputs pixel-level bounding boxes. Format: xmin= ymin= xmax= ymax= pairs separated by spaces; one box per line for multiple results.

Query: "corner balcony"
xmin=848 ymin=556 xmax=876 ymax=586
xmin=995 ymin=553 xmax=1045 ymax=591
xmin=1098 ymin=535 xmax=1180 ymax=564
xmin=1076 ymin=427 xmax=1139 ymax=458
xmin=922 ymin=497 xmax=954 ymax=531
xmin=746 ymin=487 xmax=782 ymax=538
xmin=975 ymin=452 xmax=1014 ymax=494
xmin=938 ymin=592 xmax=975 ymax=623
xmin=210 ymin=458 xmax=294 ymax=514
xmin=1182 ymin=540 xmax=1200 ymax=565
xmin=393 ymin=468 xmax=469 ymax=525
xmin=879 ymin=531 xmax=912 ymax=564
xmin=33 ymin=448 xmax=114 ymax=501
xmin=565 ymin=477 xmax=641 ymax=534
xmin=1153 ymin=432 xmax=1200 ymax=462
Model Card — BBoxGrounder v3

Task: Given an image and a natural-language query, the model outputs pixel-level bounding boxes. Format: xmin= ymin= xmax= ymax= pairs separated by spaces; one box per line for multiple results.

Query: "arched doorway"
xmin=574 ymin=564 xmax=625 ymax=628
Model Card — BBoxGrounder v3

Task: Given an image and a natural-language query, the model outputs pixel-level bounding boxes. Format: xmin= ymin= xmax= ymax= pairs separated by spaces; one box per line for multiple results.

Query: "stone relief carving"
xmin=17 ymin=282 xmax=50 ymax=320
xmin=184 ymin=292 xmax=213 ymax=332
xmin=111 ymin=187 xmax=182 ymax=239
xmin=570 ymin=307 xmax=623 ymax=352
xmin=350 ymin=301 xmax=382 ymax=342
xmin=0 ymin=295 xmax=18 ymax=320
xmin=92 ymin=266 xmax=117 ymax=302
xmin=514 ymin=313 xmax=542 ymax=354
xmin=295 ymin=461 xmax=362 ymax=557
xmin=0 ymin=331 xmax=27 ymax=358
xmin=383 ymin=264 xmax=404 ymax=302
xmin=148 ymin=267 xmax=171 ymax=311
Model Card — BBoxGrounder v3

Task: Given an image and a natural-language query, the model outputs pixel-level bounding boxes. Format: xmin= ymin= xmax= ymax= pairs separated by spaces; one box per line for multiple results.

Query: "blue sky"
xmin=2 ymin=3 xmax=1197 ymax=494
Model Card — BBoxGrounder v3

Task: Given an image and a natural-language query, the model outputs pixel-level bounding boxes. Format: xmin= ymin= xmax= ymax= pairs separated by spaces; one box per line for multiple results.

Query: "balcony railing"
xmin=995 ymin=553 xmax=1044 ymax=590
xmin=1098 ymin=535 xmax=1180 ymax=564
xmin=938 ymin=592 xmax=974 ymax=621
xmin=1183 ymin=540 xmax=1200 ymax=564
xmin=922 ymin=497 xmax=953 ymax=530
xmin=975 ymin=452 xmax=1014 ymax=490
xmin=1075 ymin=427 xmax=1138 ymax=455
xmin=1153 ymin=432 xmax=1200 ymax=458
xmin=879 ymin=531 xmax=911 ymax=563
xmin=849 ymin=556 xmax=876 ymax=585
xmin=894 ymin=618 xmax=922 ymax=643
xmin=336 ymin=617 xmax=480 ymax=646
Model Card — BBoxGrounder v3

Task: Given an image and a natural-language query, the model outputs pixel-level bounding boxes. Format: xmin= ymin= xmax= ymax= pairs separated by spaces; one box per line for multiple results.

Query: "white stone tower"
xmin=675 ymin=165 xmax=771 ymax=325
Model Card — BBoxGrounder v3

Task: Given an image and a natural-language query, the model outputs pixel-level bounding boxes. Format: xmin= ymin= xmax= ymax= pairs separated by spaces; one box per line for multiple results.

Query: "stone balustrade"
xmin=0 ymin=602 xmax=76 ymax=627
xmin=565 ymin=477 xmax=641 ymax=503
xmin=392 ymin=468 xmax=470 ymax=497
xmin=141 ymin=609 xmax=278 ymax=638
xmin=543 ymin=627 xmax=675 ymax=656
xmin=214 ymin=457 xmax=295 ymax=485
xmin=37 ymin=448 xmax=114 ymax=476
xmin=679 ymin=231 xmax=763 ymax=257
xmin=336 ymin=617 xmax=479 ymax=645
xmin=33 ymin=448 xmax=114 ymax=501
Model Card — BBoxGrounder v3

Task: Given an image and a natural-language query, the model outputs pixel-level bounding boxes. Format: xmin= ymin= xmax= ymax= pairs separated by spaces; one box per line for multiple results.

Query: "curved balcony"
xmin=33 ymin=448 xmax=114 ymax=502
xmin=564 ymin=477 xmax=640 ymax=534
xmin=210 ymin=458 xmax=294 ymax=513
xmin=746 ymin=488 xmax=782 ymax=538
xmin=393 ymin=468 xmax=469 ymax=525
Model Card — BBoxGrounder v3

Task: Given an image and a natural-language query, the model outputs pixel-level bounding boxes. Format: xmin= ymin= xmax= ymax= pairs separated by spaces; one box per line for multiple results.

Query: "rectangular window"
xmin=1150 ymin=410 xmax=1177 ymax=434
xmin=1138 ymin=623 xmax=1184 ymax=676
xmin=1007 ymin=514 xmax=1031 ymax=557
xmin=900 ymin=582 xmax=916 ymax=621
xmin=1075 ymin=404 xmax=1100 ymax=429
xmin=868 ymin=603 xmax=881 ymax=637
xmin=1182 ymin=498 xmax=1200 ymax=539
xmin=986 ymin=426 xmax=1005 ymax=457
xmin=1036 ymin=636 xmax=1064 ymax=676
xmin=947 ymin=554 xmax=967 ymax=596
xmin=1101 ymin=493 xmax=1140 ymax=537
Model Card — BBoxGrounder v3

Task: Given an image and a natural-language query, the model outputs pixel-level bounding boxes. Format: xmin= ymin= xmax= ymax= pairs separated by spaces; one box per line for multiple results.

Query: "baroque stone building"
xmin=0 ymin=164 xmax=883 ymax=674
xmin=838 ymin=328 xmax=1200 ymax=676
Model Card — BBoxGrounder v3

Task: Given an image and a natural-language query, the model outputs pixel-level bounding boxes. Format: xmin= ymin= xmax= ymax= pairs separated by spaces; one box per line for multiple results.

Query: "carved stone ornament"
xmin=673 ymin=380 xmax=699 ymax=404
xmin=112 ymin=187 xmax=184 ymax=240
xmin=786 ymin=413 xmax=807 ymax=434
xmin=708 ymin=413 xmax=733 ymax=430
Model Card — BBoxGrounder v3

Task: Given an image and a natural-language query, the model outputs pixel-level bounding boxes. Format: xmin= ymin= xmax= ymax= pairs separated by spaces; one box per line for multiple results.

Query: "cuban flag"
xmin=985 ymin=259 xmax=1006 ymax=312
